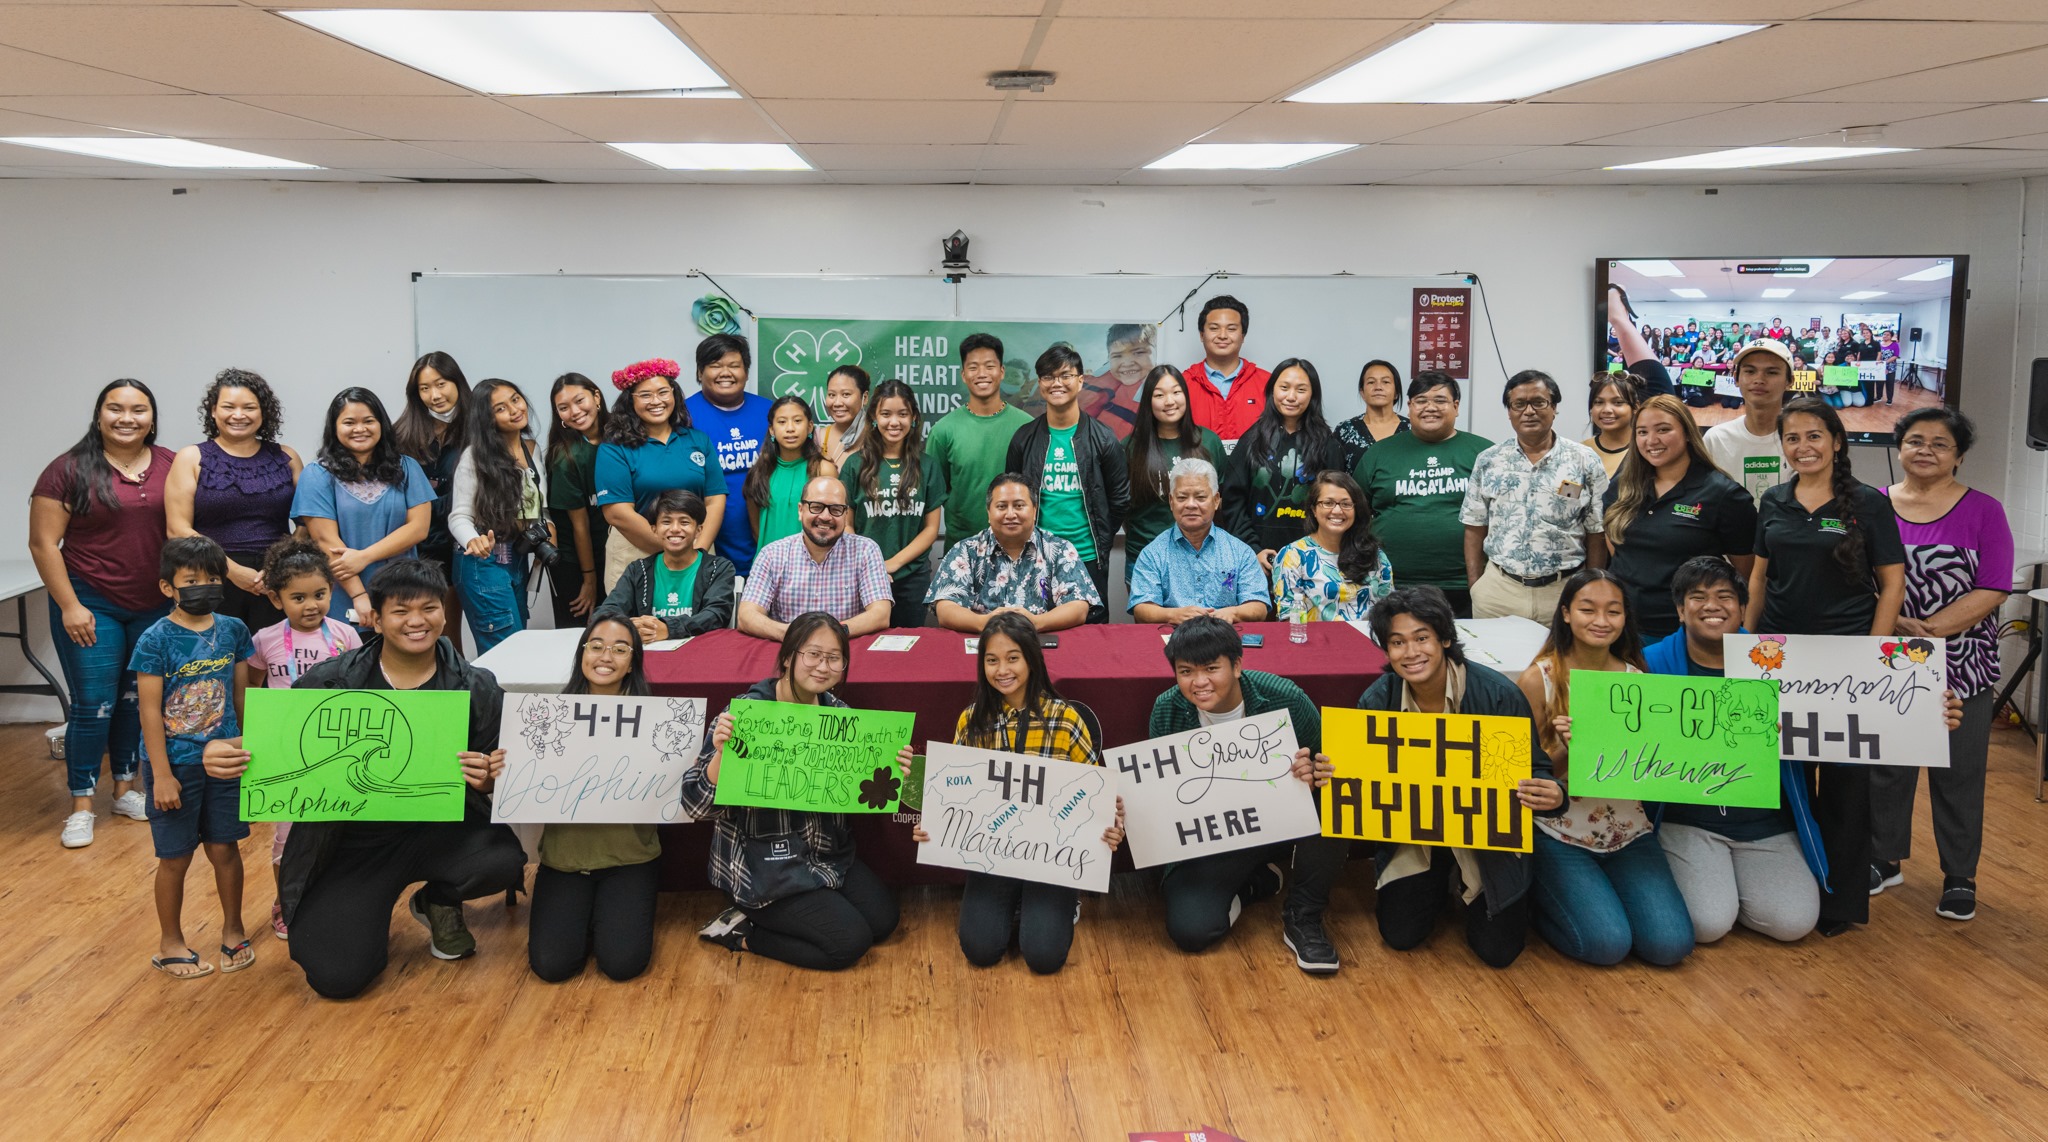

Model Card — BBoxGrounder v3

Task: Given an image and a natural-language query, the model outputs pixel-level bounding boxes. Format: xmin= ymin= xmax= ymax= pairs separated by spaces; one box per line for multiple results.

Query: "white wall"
xmin=0 ymin=177 xmax=2030 ymax=720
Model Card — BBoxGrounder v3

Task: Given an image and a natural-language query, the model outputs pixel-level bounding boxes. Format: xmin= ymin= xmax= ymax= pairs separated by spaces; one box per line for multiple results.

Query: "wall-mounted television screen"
xmin=1595 ymin=256 xmax=1968 ymax=446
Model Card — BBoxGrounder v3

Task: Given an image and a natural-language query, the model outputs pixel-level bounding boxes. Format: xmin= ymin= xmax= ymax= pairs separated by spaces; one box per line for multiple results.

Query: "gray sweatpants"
xmin=1869 ymin=687 xmax=1994 ymax=880
xmin=1657 ymin=824 xmax=1819 ymax=943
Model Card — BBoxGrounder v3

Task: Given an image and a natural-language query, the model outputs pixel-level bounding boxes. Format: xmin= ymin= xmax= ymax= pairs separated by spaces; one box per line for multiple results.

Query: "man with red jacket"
xmin=1183 ymin=294 xmax=1269 ymax=446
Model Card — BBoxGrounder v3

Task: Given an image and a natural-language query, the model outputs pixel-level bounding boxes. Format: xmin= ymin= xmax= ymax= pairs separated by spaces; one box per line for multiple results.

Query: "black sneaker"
xmin=408 ymin=890 xmax=476 ymax=961
xmin=698 ymin=905 xmax=752 ymax=952
xmin=1869 ymin=861 xmax=1902 ymax=896
xmin=1241 ymin=862 xmax=1284 ymax=905
xmin=1282 ymin=909 xmax=1339 ymax=975
xmin=1936 ymin=878 xmax=1976 ymax=921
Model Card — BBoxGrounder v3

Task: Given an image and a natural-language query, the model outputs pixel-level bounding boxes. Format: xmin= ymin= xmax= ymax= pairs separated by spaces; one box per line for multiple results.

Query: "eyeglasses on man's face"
xmin=801 ymin=500 xmax=850 ymax=518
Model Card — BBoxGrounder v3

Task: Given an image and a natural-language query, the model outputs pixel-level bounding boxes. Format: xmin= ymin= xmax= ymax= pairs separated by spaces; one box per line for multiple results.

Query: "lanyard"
xmin=285 ymin=620 xmax=343 ymax=682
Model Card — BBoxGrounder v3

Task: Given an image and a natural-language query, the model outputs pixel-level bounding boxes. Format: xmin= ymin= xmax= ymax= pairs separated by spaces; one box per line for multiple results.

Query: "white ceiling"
xmin=2 ymin=0 xmax=2048 ymax=184
xmin=1610 ymin=256 xmax=1960 ymax=301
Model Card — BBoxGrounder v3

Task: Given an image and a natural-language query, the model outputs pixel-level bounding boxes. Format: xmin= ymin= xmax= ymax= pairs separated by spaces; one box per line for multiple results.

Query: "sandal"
xmin=151 ymin=950 xmax=215 ymax=980
xmin=219 ymin=939 xmax=257 ymax=974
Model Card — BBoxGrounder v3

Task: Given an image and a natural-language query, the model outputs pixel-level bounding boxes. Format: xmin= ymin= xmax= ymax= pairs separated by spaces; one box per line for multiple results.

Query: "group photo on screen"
xmin=1599 ymin=256 xmax=1964 ymax=441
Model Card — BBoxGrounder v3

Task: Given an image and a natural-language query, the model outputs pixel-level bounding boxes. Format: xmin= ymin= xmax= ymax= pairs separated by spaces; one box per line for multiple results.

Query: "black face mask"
xmin=176 ymin=584 xmax=225 ymax=616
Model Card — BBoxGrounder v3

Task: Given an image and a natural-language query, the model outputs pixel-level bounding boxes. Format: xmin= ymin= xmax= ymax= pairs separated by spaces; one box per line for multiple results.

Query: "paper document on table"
xmin=643 ymin=638 xmax=693 ymax=652
xmin=870 ymin=635 xmax=920 ymax=651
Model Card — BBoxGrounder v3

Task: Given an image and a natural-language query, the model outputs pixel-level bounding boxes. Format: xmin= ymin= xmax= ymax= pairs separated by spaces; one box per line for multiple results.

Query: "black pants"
xmin=746 ymin=859 xmax=898 ymax=971
xmin=1808 ymin=760 xmax=1872 ymax=926
xmin=1441 ymin=587 xmax=1473 ymax=620
xmin=1083 ymin=557 xmax=1110 ymax=625
xmin=528 ymin=860 xmax=660 ymax=983
xmin=1286 ymin=834 xmax=1358 ymax=917
xmin=221 ymin=548 xmax=284 ymax=633
xmin=1375 ymin=848 xmax=1530 ymax=968
xmin=1160 ymin=843 xmax=1284 ymax=953
xmin=1870 ymin=688 xmax=1993 ymax=879
xmin=289 ymin=822 xmax=527 ymax=999
xmin=958 ymin=871 xmax=1080 ymax=974
xmin=891 ymin=566 xmax=931 ymax=630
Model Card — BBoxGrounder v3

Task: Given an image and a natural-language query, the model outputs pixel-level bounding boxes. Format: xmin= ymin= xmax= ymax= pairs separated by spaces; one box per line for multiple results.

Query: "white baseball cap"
xmin=1732 ymin=338 xmax=1795 ymax=373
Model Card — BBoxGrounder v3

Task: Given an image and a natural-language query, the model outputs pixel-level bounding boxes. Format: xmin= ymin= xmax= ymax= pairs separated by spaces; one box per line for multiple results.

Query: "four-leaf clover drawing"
xmin=858 ymin=765 xmax=902 ymax=811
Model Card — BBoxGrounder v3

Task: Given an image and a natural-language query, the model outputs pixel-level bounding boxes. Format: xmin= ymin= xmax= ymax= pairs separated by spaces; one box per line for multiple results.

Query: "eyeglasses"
xmin=1410 ymin=395 xmax=1456 ymax=409
xmin=800 ymin=500 xmax=849 ymax=518
xmin=584 ymin=640 xmax=634 ymax=657
xmin=1508 ymin=398 xmax=1555 ymax=413
xmin=1046 ymin=369 xmax=1082 ymax=382
xmin=1313 ymin=499 xmax=1353 ymax=510
xmin=796 ymin=648 xmax=846 ymax=669
xmin=1899 ymin=438 xmax=1956 ymax=455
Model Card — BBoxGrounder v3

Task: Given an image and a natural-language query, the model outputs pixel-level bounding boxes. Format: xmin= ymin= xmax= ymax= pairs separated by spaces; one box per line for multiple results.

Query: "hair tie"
xmin=612 ymin=359 xmax=680 ymax=391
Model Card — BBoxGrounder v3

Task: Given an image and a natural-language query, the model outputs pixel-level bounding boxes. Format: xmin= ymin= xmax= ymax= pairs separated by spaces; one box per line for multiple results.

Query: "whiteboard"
xmin=412 ymin=272 xmax=1492 ymax=432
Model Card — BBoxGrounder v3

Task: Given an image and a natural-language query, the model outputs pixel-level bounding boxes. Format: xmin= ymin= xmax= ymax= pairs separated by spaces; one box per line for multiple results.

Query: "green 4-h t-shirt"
xmin=1038 ymin=423 xmax=1095 ymax=561
xmin=928 ymin=403 xmax=1032 ymax=546
xmin=1353 ymin=429 xmax=1492 ymax=589
xmin=652 ymin=554 xmax=702 ymax=620
xmin=840 ymin=453 xmax=947 ymax=581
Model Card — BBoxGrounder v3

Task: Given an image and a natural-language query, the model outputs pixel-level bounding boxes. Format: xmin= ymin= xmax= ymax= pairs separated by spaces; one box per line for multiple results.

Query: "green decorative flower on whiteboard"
xmin=769 ymin=326 xmax=862 ymax=405
xmin=692 ymin=294 xmax=743 ymax=337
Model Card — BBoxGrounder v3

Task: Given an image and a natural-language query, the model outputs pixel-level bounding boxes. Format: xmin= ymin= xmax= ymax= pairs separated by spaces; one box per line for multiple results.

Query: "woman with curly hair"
xmin=165 ymin=368 xmax=304 ymax=632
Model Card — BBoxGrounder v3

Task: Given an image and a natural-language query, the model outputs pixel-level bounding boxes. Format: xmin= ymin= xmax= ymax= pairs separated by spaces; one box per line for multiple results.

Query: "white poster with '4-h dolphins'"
xmin=491 ymin=695 xmax=709 ymax=823
xmin=1724 ymin=634 xmax=1950 ymax=768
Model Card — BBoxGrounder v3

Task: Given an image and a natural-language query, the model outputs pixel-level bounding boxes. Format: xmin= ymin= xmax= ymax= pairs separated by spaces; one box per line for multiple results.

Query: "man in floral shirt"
xmin=1460 ymin=370 xmax=1608 ymax=622
xmin=927 ymin=473 xmax=1098 ymax=634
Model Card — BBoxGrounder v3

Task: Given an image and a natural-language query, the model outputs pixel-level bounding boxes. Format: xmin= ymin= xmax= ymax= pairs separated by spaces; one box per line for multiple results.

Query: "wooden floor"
xmin=5 ymin=721 xmax=2048 ymax=1141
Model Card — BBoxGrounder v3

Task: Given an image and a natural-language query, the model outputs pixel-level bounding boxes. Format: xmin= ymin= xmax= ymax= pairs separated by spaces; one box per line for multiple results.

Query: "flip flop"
xmin=151 ymin=950 xmax=215 ymax=980
xmin=219 ymin=939 xmax=256 ymax=974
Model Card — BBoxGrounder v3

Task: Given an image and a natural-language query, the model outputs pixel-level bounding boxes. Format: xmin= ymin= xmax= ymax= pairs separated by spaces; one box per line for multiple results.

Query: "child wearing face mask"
xmin=129 ymin=535 xmax=259 ymax=980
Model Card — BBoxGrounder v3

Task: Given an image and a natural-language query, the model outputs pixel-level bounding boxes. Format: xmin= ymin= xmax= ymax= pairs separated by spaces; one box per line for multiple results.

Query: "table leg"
xmin=0 ymin=594 xmax=66 ymax=716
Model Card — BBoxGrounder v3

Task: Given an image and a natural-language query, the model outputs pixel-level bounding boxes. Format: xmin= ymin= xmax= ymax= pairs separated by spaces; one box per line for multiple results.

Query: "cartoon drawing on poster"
xmin=242 ymin=689 xmax=468 ymax=822
xmin=1567 ymin=672 xmax=1781 ymax=807
xmin=1726 ymin=633 xmax=1950 ymax=768
xmin=916 ymin=742 xmax=1116 ymax=892
xmin=493 ymin=695 xmax=707 ymax=824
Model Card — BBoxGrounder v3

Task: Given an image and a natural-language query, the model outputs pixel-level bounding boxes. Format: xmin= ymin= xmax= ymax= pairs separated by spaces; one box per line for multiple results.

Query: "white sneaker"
xmin=111 ymin=790 xmax=148 ymax=821
xmin=60 ymin=811 xmax=95 ymax=848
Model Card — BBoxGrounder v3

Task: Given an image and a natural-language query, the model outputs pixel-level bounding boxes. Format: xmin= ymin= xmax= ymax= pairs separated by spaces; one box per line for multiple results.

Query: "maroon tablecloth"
xmin=643 ymin=622 xmax=1387 ymax=890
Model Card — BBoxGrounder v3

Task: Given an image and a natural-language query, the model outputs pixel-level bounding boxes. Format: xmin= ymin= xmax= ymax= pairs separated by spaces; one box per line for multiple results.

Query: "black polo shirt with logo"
xmin=1754 ymin=480 xmax=1905 ymax=635
xmin=1602 ymin=461 xmax=1758 ymax=639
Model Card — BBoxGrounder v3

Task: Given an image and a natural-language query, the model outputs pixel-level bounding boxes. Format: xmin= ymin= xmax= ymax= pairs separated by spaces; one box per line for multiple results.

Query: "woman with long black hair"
xmin=527 ymin=609 xmax=662 ymax=983
xmin=1270 ymin=471 xmax=1393 ymax=623
xmin=391 ymin=351 xmax=469 ymax=574
xmin=449 ymin=378 xmax=551 ymax=653
xmin=544 ymin=372 xmax=610 ymax=627
xmin=841 ymin=379 xmax=944 ymax=628
xmin=30 ymin=379 xmax=176 ymax=848
xmin=1745 ymin=396 xmax=1906 ymax=936
xmin=289 ymin=387 xmax=436 ymax=624
xmin=1123 ymin=365 xmax=1227 ymax=591
xmin=1223 ymin=358 xmax=1343 ymax=571
xmin=594 ymin=358 xmax=725 ymax=591
xmin=744 ymin=394 xmax=835 ymax=551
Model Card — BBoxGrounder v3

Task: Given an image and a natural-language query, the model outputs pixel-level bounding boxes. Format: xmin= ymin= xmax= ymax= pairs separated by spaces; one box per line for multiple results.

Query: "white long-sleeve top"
xmin=448 ymin=442 xmax=545 ymax=548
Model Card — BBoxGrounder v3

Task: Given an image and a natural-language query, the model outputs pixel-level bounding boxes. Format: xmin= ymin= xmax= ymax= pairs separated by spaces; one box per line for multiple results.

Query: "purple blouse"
xmin=191 ymin=439 xmax=295 ymax=553
xmin=1887 ymin=486 xmax=2013 ymax=698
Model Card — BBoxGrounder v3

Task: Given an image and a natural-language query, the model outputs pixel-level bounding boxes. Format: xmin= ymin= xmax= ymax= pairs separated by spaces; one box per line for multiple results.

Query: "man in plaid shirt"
xmin=737 ymin=477 xmax=894 ymax=640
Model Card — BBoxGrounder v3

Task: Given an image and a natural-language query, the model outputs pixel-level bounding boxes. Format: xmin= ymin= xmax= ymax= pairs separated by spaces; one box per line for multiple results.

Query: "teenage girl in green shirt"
xmin=744 ymin=395 xmax=836 ymax=550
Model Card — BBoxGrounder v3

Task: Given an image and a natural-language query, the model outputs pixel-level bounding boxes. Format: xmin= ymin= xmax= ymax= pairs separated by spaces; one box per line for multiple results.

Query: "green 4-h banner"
xmin=757 ymin=317 xmax=1157 ymax=427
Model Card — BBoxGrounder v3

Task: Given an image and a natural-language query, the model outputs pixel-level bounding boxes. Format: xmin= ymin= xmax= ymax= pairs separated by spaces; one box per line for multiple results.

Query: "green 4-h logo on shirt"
xmin=1818 ymin=518 xmax=1847 ymax=535
xmin=1672 ymin=502 xmax=1702 ymax=520
xmin=1052 ymin=446 xmax=1067 ymax=460
xmin=665 ymin=591 xmax=682 ymax=606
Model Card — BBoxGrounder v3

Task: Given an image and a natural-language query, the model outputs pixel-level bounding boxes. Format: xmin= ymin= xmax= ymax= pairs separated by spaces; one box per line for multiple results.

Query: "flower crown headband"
xmin=612 ymin=358 xmax=680 ymax=391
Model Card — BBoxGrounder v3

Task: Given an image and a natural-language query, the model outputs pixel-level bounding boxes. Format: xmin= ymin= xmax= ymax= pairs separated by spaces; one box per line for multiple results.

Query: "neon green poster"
xmin=757 ymin=317 xmax=1156 ymax=427
xmin=713 ymin=698 xmax=916 ymax=813
xmin=1566 ymin=672 xmax=1781 ymax=808
xmin=241 ymin=688 xmax=470 ymax=822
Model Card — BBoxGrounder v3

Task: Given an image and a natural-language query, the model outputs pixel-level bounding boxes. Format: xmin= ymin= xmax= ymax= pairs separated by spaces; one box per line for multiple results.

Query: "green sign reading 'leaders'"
xmin=241 ymin=688 xmax=470 ymax=822
xmin=757 ymin=317 xmax=1156 ymax=423
xmin=713 ymin=698 xmax=917 ymax=813
xmin=1566 ymin=672 xmax=1781 ymax=808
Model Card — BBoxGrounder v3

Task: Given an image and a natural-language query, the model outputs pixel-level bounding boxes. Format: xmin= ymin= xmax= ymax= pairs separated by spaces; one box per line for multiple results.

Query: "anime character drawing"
xmin=1747 ymin=635 xmax=1787 ymax=677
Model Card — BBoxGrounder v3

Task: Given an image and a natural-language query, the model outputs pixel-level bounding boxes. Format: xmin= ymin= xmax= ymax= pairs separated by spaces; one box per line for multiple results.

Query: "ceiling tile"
xmin=408 ymin=140 xmax=648 ymax=169
xmin=1971 ymin=131 xmax=2048 ymax=149
xmin=0 ymin=95 xmax=369 ymax=140
xmin=1032 ymin=18 xmax=1409 ymax=102
xmin=1195 ymin=103 xmax=1491 ymax=145
xmin=0 ymin=7 xmax=464 ymax=96
xmin=1441 ymin=0 xmax=1839 ymax=15
xmin=1871 ymin=102 xmax=2048 ymax=145
xmin=796 ymin=142 xmax=984 ymax=170
xmin=1819 ymin=0 xmax=2048 ymax=17
xmin=758 ymin=99 xmax=1001 ymax=144
xmin=1587 ymin=102 xmax=1980 ymax=146
xmin=0 ymin=44 xmax=180 ymax=96
xmin=1533 ymin=21 xmax=2048 ymax=103
xmin=502 ymin=97 xmax=778 ymax=143
xmin=1452 ymin=145 xmax=1693 ymax=170
xmin=1380 ymin=169 xmax=1567 ymax=186
xmin=1790 ymin=44 xmax=2048 ymax=102
xmin=0 ymin=107 xmax=138 ymax=137
xmin=996 ymin=101 xmax=1247 ymax=151
xmin=1387 ymin=103 xmax=1743 ymax=145
xmin=669 ymin=14 xmax=1034 ymax=100
xmin=234 ymin=96 xmax=581 ymax=143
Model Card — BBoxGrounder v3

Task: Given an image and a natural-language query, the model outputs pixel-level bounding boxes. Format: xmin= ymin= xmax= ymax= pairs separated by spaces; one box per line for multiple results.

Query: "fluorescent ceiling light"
xmin=1842 ymin=290 xmax=1888 ymax=301
xmin=608 ymin=142 xmax=810 ymax=171
xmin=1760 ymin=288 xmax=1795 ymax=299
xmin=1289 ymin=22 xmax=1761 ymax=104
xmin=1145 ymin=142 xmax=1355 ymax=170
xmin=283 ymin=10 xmax=724 ymax=96
xmin=0 ymin=136 xmax=318 ymax=169
xmin=1619 ymin=259 xmax=1683 ymax=278
xmin=1668 ymin=288 xmax=1708 ymax=299
xmin=1898 ymin=261 xmax=1953 ymax=282
xmin=1609 ymin=146 xmax=1912 ymax=170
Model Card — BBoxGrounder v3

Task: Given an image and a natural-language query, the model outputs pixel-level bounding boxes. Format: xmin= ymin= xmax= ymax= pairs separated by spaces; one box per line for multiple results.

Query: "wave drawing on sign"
xmin=251 ymin=691 xmax=451 ymax=800
xmin=770 ymin=327 xmax=861 ymax=403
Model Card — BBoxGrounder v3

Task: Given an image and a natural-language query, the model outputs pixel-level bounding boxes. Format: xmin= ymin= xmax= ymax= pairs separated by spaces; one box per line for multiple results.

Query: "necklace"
xmin=105 ymin=449 xmax=150 ymax=480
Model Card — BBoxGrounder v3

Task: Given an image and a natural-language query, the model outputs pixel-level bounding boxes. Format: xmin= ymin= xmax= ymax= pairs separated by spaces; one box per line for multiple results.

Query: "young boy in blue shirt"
xmin=132 ymin=536 xmax=257 ymax=979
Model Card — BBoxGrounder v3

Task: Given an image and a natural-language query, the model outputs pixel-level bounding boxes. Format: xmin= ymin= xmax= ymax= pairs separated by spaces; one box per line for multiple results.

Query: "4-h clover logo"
xmin=1052 ymin=446 xmax=1067 ymax=460
xmin=771 ymin=327 xmax=862 ymax=405
xmin=858 ymin=765 xmax=901 ymax=810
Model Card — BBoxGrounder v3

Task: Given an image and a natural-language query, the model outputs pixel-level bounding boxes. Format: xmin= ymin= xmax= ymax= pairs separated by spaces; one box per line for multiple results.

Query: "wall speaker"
xmin=1909 ymin=327 xmax=1923 ymax=343
xmin=2029 ymin=358 xmax=2048 ymax=451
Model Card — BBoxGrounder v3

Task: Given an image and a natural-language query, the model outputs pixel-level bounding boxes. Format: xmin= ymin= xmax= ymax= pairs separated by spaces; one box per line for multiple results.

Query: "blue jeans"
xmin=453 ymin=549 xmax=528 ymax=654
xmin=49 ymin=578 xmax=170 ymax=797
xmin=1532 ymin=829 xmax=1695 ymax=966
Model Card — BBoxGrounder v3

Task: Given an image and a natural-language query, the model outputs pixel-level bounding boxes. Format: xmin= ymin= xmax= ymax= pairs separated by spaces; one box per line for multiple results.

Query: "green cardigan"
xmin=1148 ymin=668 xmax=1323 ymax=754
